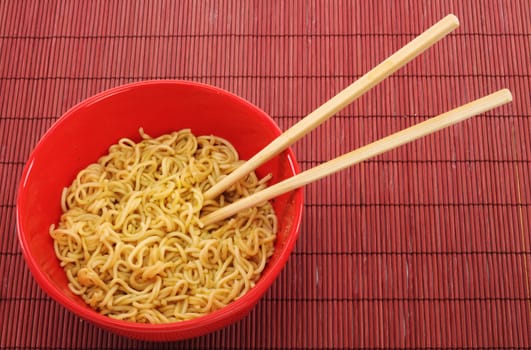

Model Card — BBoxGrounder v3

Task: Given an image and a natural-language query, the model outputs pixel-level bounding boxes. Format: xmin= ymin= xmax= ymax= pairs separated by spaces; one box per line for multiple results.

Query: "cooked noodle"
xmin=50 ymin=129 xmax=277 ymax=323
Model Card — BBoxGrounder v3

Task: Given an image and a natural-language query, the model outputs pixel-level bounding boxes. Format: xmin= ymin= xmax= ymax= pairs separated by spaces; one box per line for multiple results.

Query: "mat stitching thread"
xmin=0 ymin=33 xmax=530 ymax=39
xmin=2 ymin=203 xmax=530 ymax=208
xmin=2 ymin=251 xmax=531 ymax=257
xmin=2 ymin=115 xmax=528 ymax=120
xmin=1 ymin=74 xmax=530 ymax=80
xmin=4 ymin=297 xmax=531 ymax=302
xmin=3 ymin=160 xmax=531 ymax=165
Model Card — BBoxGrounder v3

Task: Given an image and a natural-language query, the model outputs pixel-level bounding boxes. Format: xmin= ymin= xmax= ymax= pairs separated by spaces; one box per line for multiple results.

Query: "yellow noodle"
xmin=50 ymin=129 xmax=277 ymax=323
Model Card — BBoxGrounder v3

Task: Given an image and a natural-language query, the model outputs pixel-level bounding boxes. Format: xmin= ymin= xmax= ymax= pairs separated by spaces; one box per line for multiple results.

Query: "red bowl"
xmin=16 ymin=80 xmax=303 ymax=341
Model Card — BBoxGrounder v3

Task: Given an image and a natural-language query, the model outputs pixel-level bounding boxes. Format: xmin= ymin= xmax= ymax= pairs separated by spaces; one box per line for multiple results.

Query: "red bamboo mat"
xmin=1 ymin=0 xmax=530 ymax=349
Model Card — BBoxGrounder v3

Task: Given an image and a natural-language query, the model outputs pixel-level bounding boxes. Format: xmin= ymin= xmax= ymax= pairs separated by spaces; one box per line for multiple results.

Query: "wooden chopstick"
xmin=200 ymin=89 xmax=513 ymax=226
xmin=203 ymin=14 xmax=460 ymax=200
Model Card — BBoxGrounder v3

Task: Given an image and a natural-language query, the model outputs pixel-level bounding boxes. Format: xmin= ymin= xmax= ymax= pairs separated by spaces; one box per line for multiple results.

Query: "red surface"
xmin=1 ymin=0 xmax=530 ymax=348
xmin=15 ymin=81 xmax=303 ymax=340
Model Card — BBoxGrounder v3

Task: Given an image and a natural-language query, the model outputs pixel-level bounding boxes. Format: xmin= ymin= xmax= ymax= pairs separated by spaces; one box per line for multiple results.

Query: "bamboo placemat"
xmin=1 ymin=0 xmax=530 ymax=348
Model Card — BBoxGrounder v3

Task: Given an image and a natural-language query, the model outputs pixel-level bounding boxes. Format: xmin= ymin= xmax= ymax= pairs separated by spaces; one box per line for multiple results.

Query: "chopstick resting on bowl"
xmin=200 ymin=89 xmax=513 ymax=226
xmin=203 ymin=14 xmax=460 ymax=200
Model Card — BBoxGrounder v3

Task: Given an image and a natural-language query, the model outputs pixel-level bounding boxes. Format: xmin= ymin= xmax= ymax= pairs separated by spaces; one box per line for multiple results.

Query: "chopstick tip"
xmin=500 ymin=88 xmax=513 ymax=102
xmin=445 ymin=14 xmax=460 ymax=28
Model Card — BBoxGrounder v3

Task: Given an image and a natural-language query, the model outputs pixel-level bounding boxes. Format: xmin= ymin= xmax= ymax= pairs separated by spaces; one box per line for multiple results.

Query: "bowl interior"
xmin=16 ymin=81 xmax=302 ymax=339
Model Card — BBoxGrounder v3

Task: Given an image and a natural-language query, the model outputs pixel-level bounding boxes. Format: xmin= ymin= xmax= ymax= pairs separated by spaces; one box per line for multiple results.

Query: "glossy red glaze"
xmin=16 ymin=80 xmax=303 ymax=341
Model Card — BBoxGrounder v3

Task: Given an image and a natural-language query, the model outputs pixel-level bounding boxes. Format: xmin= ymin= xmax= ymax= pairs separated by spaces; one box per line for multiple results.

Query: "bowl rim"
xmin=16 ymin=79 xmax=303 ymax=336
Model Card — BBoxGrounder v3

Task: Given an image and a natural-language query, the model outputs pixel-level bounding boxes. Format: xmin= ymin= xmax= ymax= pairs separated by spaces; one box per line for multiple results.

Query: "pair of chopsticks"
xmin=200 ymin=14 xmax=513 ymax=226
